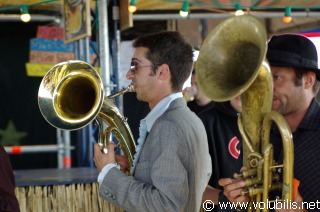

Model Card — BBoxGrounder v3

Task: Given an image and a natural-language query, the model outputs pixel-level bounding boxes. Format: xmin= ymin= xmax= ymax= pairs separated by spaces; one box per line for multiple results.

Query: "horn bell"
xmin=195 ymin=15 xmax=268 ymax=102
xmin=38 ymin=60 xmax=104 ymax=130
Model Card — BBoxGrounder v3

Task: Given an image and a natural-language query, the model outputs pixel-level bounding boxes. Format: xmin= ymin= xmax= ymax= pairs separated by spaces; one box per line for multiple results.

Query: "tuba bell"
xmin=38 ymin=60 xmax=136 ymax=171
xmin=196 ymin=15 xmax=294 ymax=211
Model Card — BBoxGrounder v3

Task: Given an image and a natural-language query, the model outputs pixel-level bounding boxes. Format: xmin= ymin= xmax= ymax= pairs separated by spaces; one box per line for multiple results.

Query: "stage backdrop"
xmin=0 ymin=22 xmax=75 ymax=170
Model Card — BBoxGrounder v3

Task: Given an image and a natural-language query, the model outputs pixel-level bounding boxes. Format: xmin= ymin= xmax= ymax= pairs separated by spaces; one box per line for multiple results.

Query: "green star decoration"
xmin=0 ymin=120 xmax=28 ymax=146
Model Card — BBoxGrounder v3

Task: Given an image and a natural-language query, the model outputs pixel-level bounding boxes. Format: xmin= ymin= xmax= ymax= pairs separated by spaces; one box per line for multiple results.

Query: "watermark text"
xmin=202 ymin=199 xmax=320 ymax=211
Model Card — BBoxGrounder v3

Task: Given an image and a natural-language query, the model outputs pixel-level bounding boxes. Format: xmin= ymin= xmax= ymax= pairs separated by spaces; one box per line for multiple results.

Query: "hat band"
xmin=267 ymin=50 xmax=319 ymax=70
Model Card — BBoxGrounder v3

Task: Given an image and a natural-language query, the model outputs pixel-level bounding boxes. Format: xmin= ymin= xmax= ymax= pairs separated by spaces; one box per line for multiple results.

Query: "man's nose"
xmin=126 ymin=70 xmax=133 ymax=80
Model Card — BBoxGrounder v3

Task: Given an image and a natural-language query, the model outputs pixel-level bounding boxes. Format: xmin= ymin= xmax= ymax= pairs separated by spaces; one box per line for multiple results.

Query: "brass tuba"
xmin=196 ymin=15 xmax=294 ymax=211
xmin=38 ymin=60 xmax=136 ymax=170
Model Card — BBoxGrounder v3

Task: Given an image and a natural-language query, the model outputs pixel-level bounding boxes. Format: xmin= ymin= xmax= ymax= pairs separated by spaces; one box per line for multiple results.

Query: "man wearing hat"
xmin=219 ymin=34 xmax=320 ymax=211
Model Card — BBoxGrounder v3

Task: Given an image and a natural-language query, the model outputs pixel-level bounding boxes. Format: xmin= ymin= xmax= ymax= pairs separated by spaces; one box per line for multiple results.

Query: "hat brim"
xmin=268 ymin=61 xmax=320 ymax=81
xmin=267 ymin=50 xmax=320 ymax=80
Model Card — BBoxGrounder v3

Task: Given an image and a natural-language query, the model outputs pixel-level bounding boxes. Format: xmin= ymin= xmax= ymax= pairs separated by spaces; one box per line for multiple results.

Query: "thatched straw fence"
xmin=15 ymin=183 xmax=123 ymax=212
xmin=14 ymin=168 xmax=123 ymax=212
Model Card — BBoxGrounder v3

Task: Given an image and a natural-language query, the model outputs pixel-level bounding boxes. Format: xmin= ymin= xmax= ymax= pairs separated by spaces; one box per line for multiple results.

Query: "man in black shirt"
xmin=200 ymin=97 xmax=241 ymax=211
xmin=199 ymin=97 xmax=242 ymax=190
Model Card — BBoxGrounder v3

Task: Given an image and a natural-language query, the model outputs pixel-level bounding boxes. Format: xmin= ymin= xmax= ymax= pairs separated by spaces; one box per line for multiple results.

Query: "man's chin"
xmin=272 ymin=102 xmax=280 ymax=112
xmin=136 ymin=94 xmax=145 ymax=102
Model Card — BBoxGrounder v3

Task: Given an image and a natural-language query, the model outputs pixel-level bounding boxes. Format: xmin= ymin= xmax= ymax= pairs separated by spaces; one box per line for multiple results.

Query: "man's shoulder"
xmin=198 ymin=102 xmax=226 ymax=119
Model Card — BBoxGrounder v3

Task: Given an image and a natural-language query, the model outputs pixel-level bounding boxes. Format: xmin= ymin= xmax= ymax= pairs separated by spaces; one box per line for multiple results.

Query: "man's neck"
xmin=196 ymin=98 xmax=212 ymax=107
xmin=285 ymin=98 xmax=313 ymax=133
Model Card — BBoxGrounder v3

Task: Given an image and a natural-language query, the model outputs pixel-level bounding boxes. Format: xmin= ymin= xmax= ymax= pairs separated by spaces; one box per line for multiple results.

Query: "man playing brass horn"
xmin=219 ymin=34 xmax=320 ymax=211
xmin=94 ymin=31 xmax=212 ymax=211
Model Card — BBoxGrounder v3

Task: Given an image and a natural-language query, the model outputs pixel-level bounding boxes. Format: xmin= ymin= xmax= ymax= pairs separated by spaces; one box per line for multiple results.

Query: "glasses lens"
xmin=130 ymin=62 xmax=137 ymax=72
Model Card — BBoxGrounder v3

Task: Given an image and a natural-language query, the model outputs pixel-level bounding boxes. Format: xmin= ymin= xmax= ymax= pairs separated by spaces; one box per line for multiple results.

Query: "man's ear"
xmin=304 ymin=71 xmax=316 ymax=89
xmin=157 ymin=64 xmax=170 ymax=80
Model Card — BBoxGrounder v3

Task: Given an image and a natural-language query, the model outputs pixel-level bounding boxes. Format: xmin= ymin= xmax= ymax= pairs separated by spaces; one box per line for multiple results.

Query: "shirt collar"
xmin=143 ymin=92 xmax=183 ymax=132
xmin=272 ymin=98 xmax=320 ymax=134
xmin=298 ymin=98 xmax=320 ymax=131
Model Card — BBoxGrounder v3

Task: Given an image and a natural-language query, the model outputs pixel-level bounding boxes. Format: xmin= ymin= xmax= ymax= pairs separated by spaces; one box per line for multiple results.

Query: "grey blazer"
xmin=99 ymin=98 xmax=212 ymax=212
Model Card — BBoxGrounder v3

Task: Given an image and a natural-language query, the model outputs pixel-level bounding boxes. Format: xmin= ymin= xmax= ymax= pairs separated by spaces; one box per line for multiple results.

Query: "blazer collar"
xmin=144 ymin=92 xmax=183 ymax=132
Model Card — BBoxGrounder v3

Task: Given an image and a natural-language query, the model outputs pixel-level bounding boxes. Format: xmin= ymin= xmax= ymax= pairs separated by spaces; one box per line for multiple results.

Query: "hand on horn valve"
xmin=94 ymin=142 xmax=130 ymax=173
xmin=94 ymin=142 xmax=117 ymax=172
xmin=219 ymin=166 xmax=250 ymax=206
xmin=219 ymin=177 xmax=249 ymax=205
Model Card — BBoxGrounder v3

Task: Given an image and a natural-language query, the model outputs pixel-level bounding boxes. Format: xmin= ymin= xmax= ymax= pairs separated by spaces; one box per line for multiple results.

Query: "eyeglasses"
xmin=129 ymin=62 xmax=158 ymax=73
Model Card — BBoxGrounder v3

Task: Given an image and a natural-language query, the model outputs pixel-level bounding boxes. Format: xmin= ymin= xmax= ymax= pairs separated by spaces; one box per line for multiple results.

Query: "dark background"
xmin=0 ymin=21 xmax=58 ymax=169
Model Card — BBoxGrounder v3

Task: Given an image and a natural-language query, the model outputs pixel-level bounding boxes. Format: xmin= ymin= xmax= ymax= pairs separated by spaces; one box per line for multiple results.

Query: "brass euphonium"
xmin=196 ymin=15 xmax=294 ymax=211
xmin=38 ymin=60 xmax=136 ymax=170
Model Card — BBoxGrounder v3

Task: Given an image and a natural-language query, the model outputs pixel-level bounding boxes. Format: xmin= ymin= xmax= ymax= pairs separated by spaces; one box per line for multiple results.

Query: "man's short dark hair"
xmin=133 ymin=31 xmax=194 ymax=92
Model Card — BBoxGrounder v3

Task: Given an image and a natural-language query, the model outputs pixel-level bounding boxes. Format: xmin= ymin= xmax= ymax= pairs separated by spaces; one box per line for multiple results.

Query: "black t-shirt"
xmin=187 ymin=100 xmax=215 ymax=115
xmin=198 ymin=101 xmax=243 ymax=189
